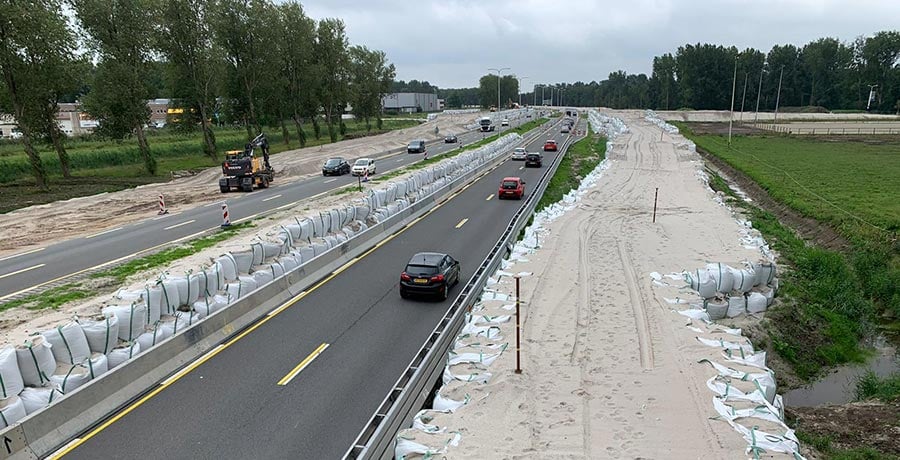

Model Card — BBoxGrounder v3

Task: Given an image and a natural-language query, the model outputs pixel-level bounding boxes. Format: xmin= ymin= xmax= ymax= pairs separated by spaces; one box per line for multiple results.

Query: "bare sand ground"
xmin=426 ymin=110 xmax=793 ymax=459
xmin=0 ymin=112 xmax=482 ymax=256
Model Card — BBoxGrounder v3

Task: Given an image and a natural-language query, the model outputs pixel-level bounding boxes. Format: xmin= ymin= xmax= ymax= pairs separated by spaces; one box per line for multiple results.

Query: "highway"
xmin=57 ymin=117 xmax=581 ymax=459
xmin=0 ymin=115 xmax=534 ymax=302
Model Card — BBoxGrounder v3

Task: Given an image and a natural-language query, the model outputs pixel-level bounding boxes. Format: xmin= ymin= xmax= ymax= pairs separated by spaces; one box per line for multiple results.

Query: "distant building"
xmin=382 ymin=92 xmax=439 ymax=113
xmin=0 ymin=113 xmax=17 ymax=139
xmin=0 ymin=99 xmax=172 ymax=137
xmin=147 ymin=99 xmax=170 ymax=128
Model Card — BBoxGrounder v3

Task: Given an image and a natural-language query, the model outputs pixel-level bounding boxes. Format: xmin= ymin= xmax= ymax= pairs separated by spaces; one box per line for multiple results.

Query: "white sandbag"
xmin=159 ymin=312 xmax=197 ymax=336
xmin=250 ymin=242 xmax=264 ymax=266
xmin=686 ymin=269 xmax=717 ymax=299
xmin=197 ymin=267 xmax=219 ymax=297
xmin=113 ymin=288 xmax=143 ymax=303
xmin=225 ymin=275 xmax=258 ymax=300
xmin=173 ymin=276 xmax=188 ymax=305
xmin=86 ymin=353 xmax=108 ymax=380
xmin=324 ymin=235 xmax=338 ymax=249
xmin=0 ymin=347 xmax=24 ymax=399
xmin=706 ymin=263 xmax=734 ymax=293
xmin=143 ymin=285 xmax=163 ymax=324
xmin=42 ymin=321 xmax=91 ymax=365
xmin=746 ymin=292 xmax=768 ymax=314
xmin=296 ymin=218 xmax=313 ymax=241
xmin=231 ymin=250 xmax=253 ymax=274
xmin=727 ymin=296 xmax=746 ymax=318
xmin=193 ymin=293 xmax=230 ymax=317
xmin=16 ymin=336 xmax=55 ymax=386
xmin=158 ymin=278 xmax=180 ymax=315
xmin=329 ymin=209 xmax=341 ymax=233
xmin=136 ymin=323 xmax=173 ymax=351
xmin=312 ymin=242 xmax=328 ymax=256
xmin=262 ymin=242 xmax=282 ymax=259
xmin=731 ymin=267 xmax=755 ymax=293
xmin=278 ymin=255 xmax=298 ymax=273
xmin=107 ymin=342 xmax=141 ymax=369
xmin=354 ymin=206 xmax=370 ymax=221
xmin=51 ymin=363 xmax=91 ymax=393
xmin=704 ymin=298 xmax=728 ymax=321
xmin=186 ymin=274 xmax=202 ymax=305
xmin=0 ymin=396 xmax=27 ymax=428
xmin=299 ymin=246 xmax=315 ymax=263
xmin=80 ymin=315 xmax=119 ymax=355
xmin=753 ymin=261 xmax=777 ymax=286
xmin=252 ymin=269 xmax=274 ymax=287
xmin=761 ymin=286 xmax=775 ymax=306
xmin=285 ymin=223 xmax=302 ymax=240
xmin=216 ymin=255 xmax=238 ymax=282
xmin=103 ymin=303 xmax=147 ymax=342
xmin=19 ymin=385 xmax=64 ymax=415
xmin=312 ymin=215 xmax=324 ymax=237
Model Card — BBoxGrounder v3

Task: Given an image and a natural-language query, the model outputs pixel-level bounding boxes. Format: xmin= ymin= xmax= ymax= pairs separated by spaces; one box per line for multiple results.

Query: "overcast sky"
xmin=301 ymin=0 xmax=900 ymax=89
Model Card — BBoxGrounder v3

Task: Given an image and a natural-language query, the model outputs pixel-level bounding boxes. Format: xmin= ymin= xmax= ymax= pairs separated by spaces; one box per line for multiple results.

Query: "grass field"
xmin=678 ymin=126 xmax=900 ymax=380
xmin=0 ymin=118 xmax=420 ymax=213
xmin=536 ymin=128 xmax=606 ymax=212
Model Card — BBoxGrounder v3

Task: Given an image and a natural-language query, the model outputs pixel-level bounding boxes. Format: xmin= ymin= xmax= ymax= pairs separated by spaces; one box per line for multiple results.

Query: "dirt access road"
xmin=0 ymin=112 xmax=481 ymax=257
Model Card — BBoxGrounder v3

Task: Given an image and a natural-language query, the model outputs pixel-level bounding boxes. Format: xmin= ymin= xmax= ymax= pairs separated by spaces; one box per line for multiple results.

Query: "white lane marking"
xmin=0 ymin=247 xmax=45 ymax=262
xmin=164 ymin=220 xmax=196 ymax=231
xmin=396 ymin=158 xmax=404 ymax=162
xmin=0 ymin=264 xmax=45 ymax=280
xmin=85 ymin=227 xmax=123 ymax=239
xmin=519 ymin=166 xmax=525 ymax=170
xmin=277 ymin=201 xmax=300 ymax=210
xmin=152 ymin=211 xmax=181 ymax=220
xmin=262 ymin=194 xmax=282 ymax=202
xmin=323 ymin=178 xmax=337 ymax=184
xmin=204 ymin=201 xmax=222 ymax=207
xmin=486 ymin=194 xmax=493 ymax=201
xmin=455 ymin=218 xmax=469 ymax=229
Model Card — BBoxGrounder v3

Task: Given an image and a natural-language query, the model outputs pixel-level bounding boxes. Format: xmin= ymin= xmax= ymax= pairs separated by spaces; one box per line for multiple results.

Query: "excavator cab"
xmin=219 ymin=134 xmax=275 ymax=193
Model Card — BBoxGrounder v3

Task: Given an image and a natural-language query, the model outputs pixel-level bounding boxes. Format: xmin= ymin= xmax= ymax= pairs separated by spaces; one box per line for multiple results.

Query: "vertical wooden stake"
xmin=515 ymin=276 xmax=522 ymax=374
xmin=652 ymin=187 xmax=659 ymax=223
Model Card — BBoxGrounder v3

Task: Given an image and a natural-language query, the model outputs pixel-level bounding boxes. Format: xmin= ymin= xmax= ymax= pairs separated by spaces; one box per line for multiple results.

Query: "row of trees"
xmin=517 ymin=31 xmax=900 ymax=113
xmin=0 ymin=0 xmax=395 ymax=190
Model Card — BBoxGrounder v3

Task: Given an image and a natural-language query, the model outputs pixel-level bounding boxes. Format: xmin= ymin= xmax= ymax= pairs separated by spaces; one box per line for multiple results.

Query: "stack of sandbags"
xmin=688 ymin=261 xmax=780 ymax=320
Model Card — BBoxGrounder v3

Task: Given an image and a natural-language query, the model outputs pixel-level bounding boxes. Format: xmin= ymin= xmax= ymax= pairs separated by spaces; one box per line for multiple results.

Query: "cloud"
xmin=299 ymin=0 xmax=900 ymax=88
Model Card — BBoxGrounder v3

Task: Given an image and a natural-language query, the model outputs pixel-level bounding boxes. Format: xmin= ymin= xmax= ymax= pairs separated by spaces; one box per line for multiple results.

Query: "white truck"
xmin=479 ymin=116 xmax=495 ymax=132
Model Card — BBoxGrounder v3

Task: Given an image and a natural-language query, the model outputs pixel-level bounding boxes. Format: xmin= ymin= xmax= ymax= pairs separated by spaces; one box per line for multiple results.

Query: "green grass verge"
xmin=676 ymin=123 xmax=900 ymax=365
xmin=704 ymin=168 xmax=873 ymax=379
xmin=0 ymin=222 xmax=253 ymax=313
xmin=797 ymin=432 xmax=897 ymax=460
xmin=535 ymin=132 xmax=607 ymax=213
xmin=855 ymin=371 xmax=900 ymax=402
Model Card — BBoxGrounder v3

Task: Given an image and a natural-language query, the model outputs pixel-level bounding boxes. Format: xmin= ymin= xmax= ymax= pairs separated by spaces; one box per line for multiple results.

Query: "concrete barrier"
xmin=2 ymin=130 xmax=520 ymax=460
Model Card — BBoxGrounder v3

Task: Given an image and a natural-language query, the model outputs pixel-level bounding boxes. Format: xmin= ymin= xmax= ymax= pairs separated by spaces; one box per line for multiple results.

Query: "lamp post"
xmin=488 ymin=67 xmax=510 ymax=111
xmin=517 ymin=76 xmax=529 ymax=106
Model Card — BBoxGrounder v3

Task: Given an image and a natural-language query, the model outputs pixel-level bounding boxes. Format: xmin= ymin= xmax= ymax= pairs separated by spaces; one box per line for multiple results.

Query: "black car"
xmin=322 ymin=157 xmax=350 ymax=176
xmin=525 ymin=152 xmax=543 ymax=167
xmin=407 ymin=140 xmax=426 ymax=153
xmin=400 ymin=252 xmax=460 ymax=300
xmin=444 ymin=135 xmax=458 ymax=143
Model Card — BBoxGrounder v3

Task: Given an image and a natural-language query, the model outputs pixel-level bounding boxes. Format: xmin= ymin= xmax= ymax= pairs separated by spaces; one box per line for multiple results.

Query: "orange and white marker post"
xmin=362 ymin=169 xmax=369 ymax=183
xmin=157 ymin=194 xmax=168 ymax=215
xmin=221 ymin=202 xmax=231 ymax=227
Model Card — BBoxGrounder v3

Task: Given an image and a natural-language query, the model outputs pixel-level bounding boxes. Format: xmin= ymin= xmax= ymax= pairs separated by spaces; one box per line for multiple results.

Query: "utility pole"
xmin=517 ymin=76 xmax=528 ymax=106
xmin=754 ymin=67 xmax=764 ymax=123
xmin=728 ymin=59 xmax=737 ymax=145
xmin=739 ymin=73 xmax=748 ymax=123
xmin=488 ymin=67 xmax=510 ymax=111
xmin=773 ymin=66 xmax=784 ymax=126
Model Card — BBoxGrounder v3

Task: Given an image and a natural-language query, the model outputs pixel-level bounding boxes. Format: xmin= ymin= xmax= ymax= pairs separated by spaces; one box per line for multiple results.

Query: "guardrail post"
xmin=515 ymin=275 xmax=522 ymax=374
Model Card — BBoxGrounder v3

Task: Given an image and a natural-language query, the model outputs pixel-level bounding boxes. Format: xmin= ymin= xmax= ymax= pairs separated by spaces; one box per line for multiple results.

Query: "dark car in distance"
xmin=525 ymin=152 xmax=543 ymax=167
xmin=322 ymin=157 xmax=350 ymax=176
xmin=400 ymin=252 xmax=461 ymax=300
xmin=444 ymin=135 xmax=458 ymax=143
xmin=407 ymin=140 xmax=426 ymax=153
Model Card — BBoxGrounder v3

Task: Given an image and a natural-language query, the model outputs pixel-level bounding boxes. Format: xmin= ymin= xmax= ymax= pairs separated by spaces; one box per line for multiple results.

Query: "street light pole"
xmin=488 ymin=67 xmax=510 ymax=111
xmin=517 ymin=76 xmax=528 ymax=106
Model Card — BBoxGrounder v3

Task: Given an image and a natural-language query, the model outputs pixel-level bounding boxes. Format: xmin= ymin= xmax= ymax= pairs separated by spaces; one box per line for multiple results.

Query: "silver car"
xmin=511 ymin=147 xmax=527 ymax=161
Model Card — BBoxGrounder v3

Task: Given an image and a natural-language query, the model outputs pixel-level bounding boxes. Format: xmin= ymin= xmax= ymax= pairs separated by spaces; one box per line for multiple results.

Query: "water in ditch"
xmin=783 ymin=335 xmax=899 ymax=407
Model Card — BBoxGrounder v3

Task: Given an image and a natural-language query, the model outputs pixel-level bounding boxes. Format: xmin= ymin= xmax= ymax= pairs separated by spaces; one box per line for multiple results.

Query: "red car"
xmin=498 ymin=177 xmax=525 ymax=200
xmin=543 ymin=140 xmax=558 ymax=151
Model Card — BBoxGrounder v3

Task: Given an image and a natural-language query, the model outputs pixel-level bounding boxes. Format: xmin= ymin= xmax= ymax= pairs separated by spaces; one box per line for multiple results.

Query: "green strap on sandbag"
xmin=57 ymin=325 xmax=74 ymax=364
xmin=0 ymin=372 xmax=7 ymax=399
xmin=27 ymin=342 xmax=50 ymax=385
xmin=103 ymin=316 xmax=112 ymax=354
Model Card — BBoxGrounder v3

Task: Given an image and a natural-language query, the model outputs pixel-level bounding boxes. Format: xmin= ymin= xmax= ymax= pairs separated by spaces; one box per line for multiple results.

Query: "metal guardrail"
xmin=344 ymin=119 xmax=581 ymax=459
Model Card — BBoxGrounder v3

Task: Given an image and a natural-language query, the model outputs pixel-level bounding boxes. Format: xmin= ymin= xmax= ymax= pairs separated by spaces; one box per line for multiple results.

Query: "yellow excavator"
xmin=219 ymin=133 xmax=275 ymax=193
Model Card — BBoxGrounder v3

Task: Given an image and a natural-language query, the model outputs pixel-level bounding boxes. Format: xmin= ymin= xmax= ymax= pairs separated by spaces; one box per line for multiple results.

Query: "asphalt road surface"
xmin=0 ymin=116 xmax=537 ymax=302
xmin=58 ymin=117 xmax=581 ymax=459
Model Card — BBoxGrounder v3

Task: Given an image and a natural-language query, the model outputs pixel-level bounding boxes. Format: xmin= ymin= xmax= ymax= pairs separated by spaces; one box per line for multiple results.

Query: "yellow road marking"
xmin=277 ymin=343 xmax=330 ymax=385
xmin=0 ymin=264 xmax=45 ymax=280
xmin=0 ymin=247 xmax=45 ymax=262
xmin=455 ymin=218 xmax=468 ymax=229
xmin=163 ymin=220 xmax=195 ymax=231
xmin=84 ymin=227 xmax=122 ymax=239
xmin=485 ymin=194 xmax=493 ymax=201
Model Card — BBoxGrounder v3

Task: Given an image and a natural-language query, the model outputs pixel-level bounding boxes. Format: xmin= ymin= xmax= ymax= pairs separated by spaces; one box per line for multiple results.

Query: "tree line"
xmin=519 ymin=31 xmax=900 ymax=113
xmin=0 ymin=0 xmax=395 ymax=191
